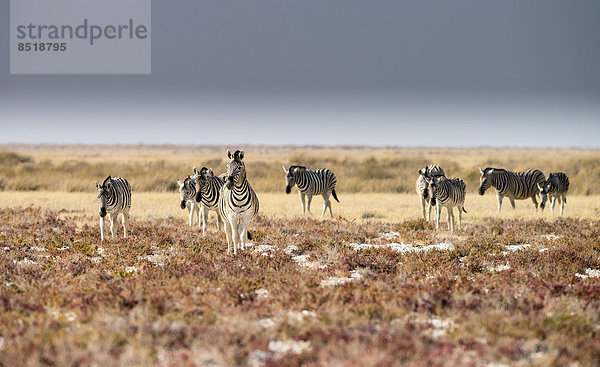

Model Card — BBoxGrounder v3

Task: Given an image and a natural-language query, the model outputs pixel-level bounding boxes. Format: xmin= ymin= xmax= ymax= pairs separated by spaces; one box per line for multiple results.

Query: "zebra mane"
xmin=289 ymin=165 xmax=306 ymax=171
xmin=484 ymin=167 xmax=505 ymax=173
xmin=102 ymin=176 xmax=111 ymax=187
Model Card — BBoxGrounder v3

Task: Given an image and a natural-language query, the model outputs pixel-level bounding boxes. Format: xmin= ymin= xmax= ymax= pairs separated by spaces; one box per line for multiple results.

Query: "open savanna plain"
xmin=1 ymin=145 xmax=600 ymax=366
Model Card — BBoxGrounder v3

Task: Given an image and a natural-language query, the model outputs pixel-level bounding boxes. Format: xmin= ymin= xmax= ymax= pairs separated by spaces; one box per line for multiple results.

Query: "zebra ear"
xmin=537 ymin=183 xmax=543 ymax=190
xmin=95 ymin=181 xmax=100 ymax=189
xmin=227 ymin=149 xmax=233 ymax=159
xmin=479 ymin=167 xmax=484 ymax=174
xmin=177 ymin=179 xmax=183 ymax=187
xmin=237 ymin=150 xmax=245 ymax=160
xmin=207 ymin=168 xmax=214 ymax=177
xmin=283 ymin=166 xmax=288 ymax=174
xmin=488 ymin=169 xmax=494 ymax=174
xmin=418 ymin=169 xmax=425 ymax=176
xmin=193 ymin=167 xmax=199 ymax=175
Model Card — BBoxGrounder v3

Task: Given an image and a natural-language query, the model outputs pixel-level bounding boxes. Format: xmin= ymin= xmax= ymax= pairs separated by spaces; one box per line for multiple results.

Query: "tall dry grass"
xmin=0 ymin=145 xmax=599 ymax=195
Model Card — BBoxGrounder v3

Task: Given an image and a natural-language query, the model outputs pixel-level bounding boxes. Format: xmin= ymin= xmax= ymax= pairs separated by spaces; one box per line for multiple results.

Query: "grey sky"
xmin=1 ymin=1 xmax=599 ymax=146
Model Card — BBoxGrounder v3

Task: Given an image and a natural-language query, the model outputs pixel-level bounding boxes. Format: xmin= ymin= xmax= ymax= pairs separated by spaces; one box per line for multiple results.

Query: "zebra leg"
xmin=420 ymin=196 xmax=427 ymax=220
xmin=427 ymin=199 xmax=433 ymax=222
xmin=188 ymin=202 xmax=195 ymax=226
xmin=224 ymin=218 xmax=233 ymax=255
xmin=551 ymin=195 xmax=557 ymax=214
xmin=435 ymin=202 xmax=441 ymax=230
xmin=216 ymin=210 xmax=224 ymax=233
xmin=239 ymin=215 xmax=252 ymax=249
xmin=496 ymin=193 xmax=503 ymax=212
xmin=306 ymin=194 xmax=314 ymax=216
xmin=560 ymin=195 xmax=565 ymax=216
xmin=201 ymin=205 xmax=208 ymax=235
xmin=447 ymin=206 xmax=452 ymax=231
xmin=321 ymin=192 xmax=332 ymax=217
xmin=299 ymin=192 xmax=306 ymax=216
xmin=109 ymin=213 xmax=116 ymax=237
xmin=509 ymin=198 xmax=516 ymax=210
xmin=229 ymin=214 xmax=240 ymax=254
xmin=99 ymin=216 xmax=105 ymax=241
xmin=531 ymin=195 xmax=539 ymax=212
xmin=121 ymin=209 xmax=129 ymax=238
xmin=458 ymin=206 xmax=462 ymax=230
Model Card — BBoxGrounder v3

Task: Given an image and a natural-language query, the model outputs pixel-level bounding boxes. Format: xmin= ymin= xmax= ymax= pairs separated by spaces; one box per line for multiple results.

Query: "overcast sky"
xmin=1 ymin=0 xmax=599 ymax=147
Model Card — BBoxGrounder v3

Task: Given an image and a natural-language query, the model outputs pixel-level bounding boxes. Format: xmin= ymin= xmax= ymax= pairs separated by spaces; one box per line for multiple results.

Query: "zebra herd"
xmin=416 ymin=165 xmax=570 ymax=232
xmin=94 ymin=150 xmax=571 ymax=247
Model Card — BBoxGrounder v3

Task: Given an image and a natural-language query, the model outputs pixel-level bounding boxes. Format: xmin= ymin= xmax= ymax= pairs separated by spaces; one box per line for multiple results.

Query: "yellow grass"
xmin=1 ymin=191 xmax=597 ymax=226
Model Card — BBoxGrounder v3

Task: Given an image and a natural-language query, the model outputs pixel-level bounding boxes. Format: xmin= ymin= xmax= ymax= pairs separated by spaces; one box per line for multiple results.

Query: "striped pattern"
xmin=95 ymin=176 xmax=131 ymax=241
xmin=219 ymin=150 xmax=259 ymax=254
xmin=539 ymin=172 xmax=570 ymax=216
xmin=178 ymin=176 xmax=200 ymax=227
xmin=416 ymin=165 xmax=445 ymax=221
xmin=284 ymin=165 xmax=339 ymax=217
xmin=427 ymin=176 xmax=466 ymax=232
xmin=193 ymin=167 xmax=225 ymax=234
xmin=478 ymin=167 xmax=546 ymax=211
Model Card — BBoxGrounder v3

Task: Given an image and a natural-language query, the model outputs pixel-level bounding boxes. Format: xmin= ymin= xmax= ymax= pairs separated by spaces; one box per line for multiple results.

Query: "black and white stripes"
xmin=425 ymin=175 xmax=467 ymax=232
xmin=219 ymin=150 xmax=260 ymax=254
xmin=416 ymin=165 xmax=445 ymax=221
xmin=478 ymin=168 xmax=546 ymax=211
xmin=95 ymin=176 xmax=131 ymax=241
xmin=177 ymin=175 xmax=200 ymax=228
xmin=538 ymin=172 xmax=570 ymax=216
xmin=193 ymin=166 xmax=225 ymax=234
xmin=283 ymin=165 xmax=339 ymax=217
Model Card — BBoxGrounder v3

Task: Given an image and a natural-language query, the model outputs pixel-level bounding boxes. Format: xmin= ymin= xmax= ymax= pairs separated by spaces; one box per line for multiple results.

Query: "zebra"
xmin=283 ymin=165 xmax=339 ymax=217
xmin=416 ymin=165 xmax=445 ymax=221
xmin=538 ymin=172 xmax=570 ymax=216
xmin=478 ymin=167 xmax=546 ymax=212
xmin=192 ymin=166 xmax=225 ymax=235
xmin=95 ymin=176 xmax=131 ymax=241
xmin=423 ymin=174 xmax=467 ymax=232
xmin=177 ymin=175 xmax=201 ymax=228
xmin=219 ymin=150 xmax=259 ymax=255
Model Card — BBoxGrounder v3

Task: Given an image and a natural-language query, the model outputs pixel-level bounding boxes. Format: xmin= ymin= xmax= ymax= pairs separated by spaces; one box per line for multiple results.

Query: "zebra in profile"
xmin=416 ymin=165 xmax=445 ymax=221
xmin=478 ymin=168 xmax=546 ymax=212
xmin=219 ymin=150 xmax=259 ymax=255
xmin=177 ymin=175 xmax=203 ymax=228
xmin=95 ymin=176 xmax=131 ymax=241
xmin=192 ymin=166 xmax=225 ymax=235
xmin=422 ymin=173 xmax=467 ymax=232
xmin=283 ymin=165 xmax=339 ymax=217
xmin=538 ymin=172 xmax=570 ymax=216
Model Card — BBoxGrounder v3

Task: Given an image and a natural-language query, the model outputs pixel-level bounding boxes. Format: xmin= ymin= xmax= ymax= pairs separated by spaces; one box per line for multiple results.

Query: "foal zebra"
xmin=283 ymin=165 xmax=339 ymax=217
xmin=192 ymin=166 xmax=225 ymax=235
xmin=538 ymin=172 xmax=570 ymax=216
xmin=423 ymin=174 xmax=467 ymax=232
xmin=416 ymin=165 xmax=445 ymax=221
xmin=177 ymin=176 xmax=201 ymax=228
xmin=95 ymin=176 xmax=131 ymax=241
xmin=478 ymin=168 xmax=546 ymax=212
xmin=219 ymin=150 xmax=259 ymax=255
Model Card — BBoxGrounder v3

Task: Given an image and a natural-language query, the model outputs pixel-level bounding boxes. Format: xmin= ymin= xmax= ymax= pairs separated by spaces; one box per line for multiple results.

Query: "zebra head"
xmin=418 ymin=167 xmax=431 ymax=199
xmin=425 ymin=175 xmax=446 ymax=206
xmin=283 ymin=165 xmax=305 ymax=194
xmin=95 ymin=176 xmax=111 ymax=217
xmin=225 ymin=149 xmax=245 ymax=189
xmin=478 ymin=167 xmax=494 ymax=195
xmin=538 ymin=181 xmax=549 ymax=210
xmin=177 ymin=176 xmax=195 ymax=209
xmin=193 ymin=166 xmax=214 ymax=203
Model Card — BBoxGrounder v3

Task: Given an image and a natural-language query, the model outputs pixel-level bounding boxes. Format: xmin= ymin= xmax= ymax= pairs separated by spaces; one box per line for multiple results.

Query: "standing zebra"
xmin=95 ymin=176 xmax=131 ymax=241
xmin=177 ymin=176 xmax=201 ymax=228
xmin=478 ymin=168 xmax=546 ymax=212
xmin=219 ymin=150 xmax=259 ymax=255
xmin=416 ymin=165 xmax=445 ymax=221
xmin=423 ymin=174 xmax=467 ymax=232
xmin=538 ymin=172 xmax=570 ymax=216
xmin=192 ymin=166 xmax=225 ymax=235
xmin=283 ymin=165 xmax=339 ymax=217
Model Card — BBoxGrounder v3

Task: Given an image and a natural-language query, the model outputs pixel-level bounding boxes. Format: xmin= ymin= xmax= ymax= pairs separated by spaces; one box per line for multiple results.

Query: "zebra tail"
xmin=462 ymin=207 xmax=467 ymax=213
xmin=332 ymin=189 xmax=340 ymax=202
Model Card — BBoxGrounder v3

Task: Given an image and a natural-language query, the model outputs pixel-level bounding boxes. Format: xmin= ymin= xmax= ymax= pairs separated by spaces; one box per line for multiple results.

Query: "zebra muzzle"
xmin=180 ymin=201 xmax=187 ymax=210
xmin=478 ymin=187 xmax=485 ymax=195
xmin=99 ymin=208 xmax=106 ymax=217
xmin=285 ymin=186 xmax=291 ymax=194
